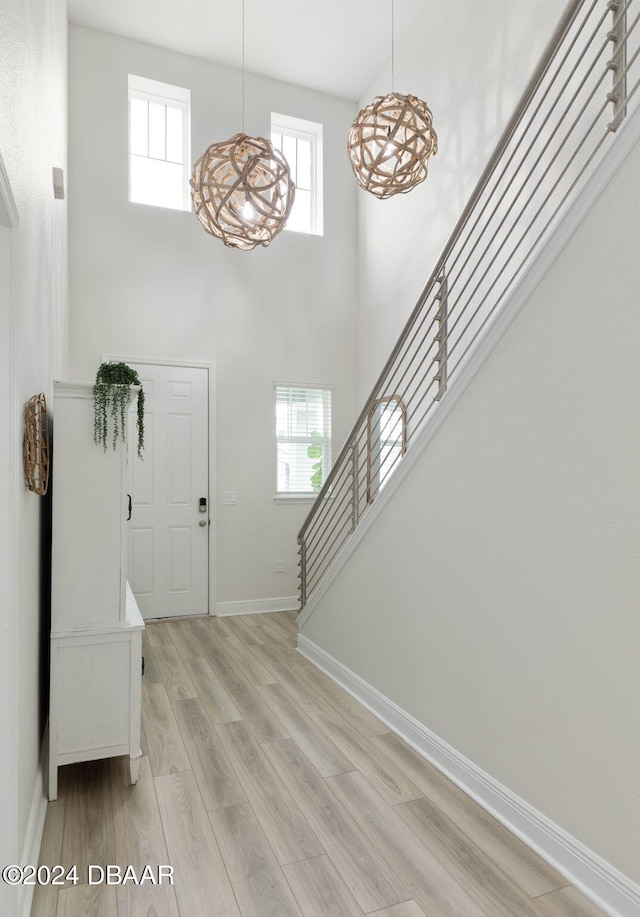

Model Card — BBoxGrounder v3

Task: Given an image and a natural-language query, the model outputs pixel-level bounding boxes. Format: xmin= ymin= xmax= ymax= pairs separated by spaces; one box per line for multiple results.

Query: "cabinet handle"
xmin=141 ymin=656 xmax=145 ymax=677
xmin=127 ymin=494 xmax=132 ymax=521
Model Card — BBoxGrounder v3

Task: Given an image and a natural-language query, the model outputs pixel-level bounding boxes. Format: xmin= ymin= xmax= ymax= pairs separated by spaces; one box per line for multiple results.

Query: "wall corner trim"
xmin=216 ymin=596 xmax=299 ymax=617
xmin=17 ymin=726 xmax=49 ymax=917
xmin=297 ymin=635 xmax=640 ymax=917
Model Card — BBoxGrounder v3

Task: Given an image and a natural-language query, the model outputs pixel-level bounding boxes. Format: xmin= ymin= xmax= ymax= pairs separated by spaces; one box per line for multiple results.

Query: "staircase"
xmin=297 ymin=0 xmax=640 ymax=614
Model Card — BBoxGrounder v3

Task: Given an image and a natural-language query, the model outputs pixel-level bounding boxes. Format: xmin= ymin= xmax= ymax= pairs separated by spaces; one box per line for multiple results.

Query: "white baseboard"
xmin=298 ymin=635 xmax=640 ymax=917
xmin=216 ymin=596 xmax=298 ymax=617
xmin=17 ymin=726 xmax=49 ymax=917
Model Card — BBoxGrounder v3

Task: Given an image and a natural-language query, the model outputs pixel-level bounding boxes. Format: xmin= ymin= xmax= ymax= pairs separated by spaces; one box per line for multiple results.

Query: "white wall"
xmin=301 ymin=130 xmax=640 ymax=886
xmin=67 ymin=25 xmax=358 ymax=609
xmin=355 ymin=0 xmax=561 ymax=400
xmin=0 ymin=211 xmax=15 ymax=917
xmin=0 ymin=0 xmax=68 ymax=912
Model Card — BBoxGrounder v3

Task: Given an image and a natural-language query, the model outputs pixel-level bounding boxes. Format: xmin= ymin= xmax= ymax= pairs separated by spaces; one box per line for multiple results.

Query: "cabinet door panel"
xmin=56 ymin=640 xmax=131 ymax=754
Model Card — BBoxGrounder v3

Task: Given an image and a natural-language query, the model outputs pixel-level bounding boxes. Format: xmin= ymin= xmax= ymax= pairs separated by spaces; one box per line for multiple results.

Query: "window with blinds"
xmin=276 ymin=385 xmax=332 ymax=495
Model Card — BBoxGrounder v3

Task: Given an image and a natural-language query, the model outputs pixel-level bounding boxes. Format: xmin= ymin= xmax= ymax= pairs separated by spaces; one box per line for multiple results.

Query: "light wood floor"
xmin=32 ymin=611 xmax=606 ymax=917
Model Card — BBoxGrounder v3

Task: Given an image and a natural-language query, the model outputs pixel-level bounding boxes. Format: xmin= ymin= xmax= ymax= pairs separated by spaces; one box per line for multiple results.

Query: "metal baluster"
xmin=298 ymin=536 xmax=307 ymax=609
xmin=608 ymin=0 xmax=628 ymax=130
xmin=434 ymin=271 xmax=449 ymax=401
xmin=349 ymin=440 xmax=359 ymax=533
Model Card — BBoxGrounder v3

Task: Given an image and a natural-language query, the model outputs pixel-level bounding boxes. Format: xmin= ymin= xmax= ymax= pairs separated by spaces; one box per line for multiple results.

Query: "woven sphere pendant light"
xmin=190 ymin=0 xmax=295 ymax=251
xmin=191 ymin=133 xmax=295 ymax=251
xmin=348 ymin=92 xmax=437 ymax=199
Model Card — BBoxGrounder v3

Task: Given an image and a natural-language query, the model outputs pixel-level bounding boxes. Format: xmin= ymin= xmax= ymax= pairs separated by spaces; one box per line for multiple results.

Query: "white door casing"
xmin=121 ymin=361 xmax=212 ymax=619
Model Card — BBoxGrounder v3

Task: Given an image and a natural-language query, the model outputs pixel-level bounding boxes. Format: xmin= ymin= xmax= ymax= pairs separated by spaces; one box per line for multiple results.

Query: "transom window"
xmin=271 ymin=113 xmax=323 ymax=236
xmin=128 ymin=74 xmax=191 ymax=211
xmin=276 ymin=385 xmax=332 ymax=495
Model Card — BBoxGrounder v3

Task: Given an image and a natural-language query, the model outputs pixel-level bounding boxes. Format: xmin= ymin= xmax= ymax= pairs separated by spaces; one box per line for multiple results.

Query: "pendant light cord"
xmin=391 ymin=0 xmax=395 ymax=92
xmin=241 ymin=0 xmax=246 ymax=133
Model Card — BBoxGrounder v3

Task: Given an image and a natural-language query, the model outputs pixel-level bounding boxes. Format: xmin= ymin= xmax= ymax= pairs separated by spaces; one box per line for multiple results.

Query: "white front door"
xmin=126 ymin=362 xmax=210 ymax=619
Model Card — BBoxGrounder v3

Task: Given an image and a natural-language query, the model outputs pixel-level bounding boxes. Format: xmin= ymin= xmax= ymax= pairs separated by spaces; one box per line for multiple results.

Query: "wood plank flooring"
xmin=32 ymin=611 xmax=605 ymax=917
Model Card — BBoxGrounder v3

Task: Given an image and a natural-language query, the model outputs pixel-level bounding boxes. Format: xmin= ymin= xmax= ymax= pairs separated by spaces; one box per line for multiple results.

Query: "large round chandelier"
xmin=348 ymin=0 xmax=437 ymax=198
xmin=348 ymin=92 xmax=437 ymax=198
xmin=190 ymin=0 xmax=295 ymax=251
xmin=191 ymin=133 xmax=295 ymax=251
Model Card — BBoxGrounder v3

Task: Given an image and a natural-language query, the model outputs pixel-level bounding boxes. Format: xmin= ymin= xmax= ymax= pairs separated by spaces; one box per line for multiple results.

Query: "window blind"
xmin=276 ymin=385 xmax=331 ymax=494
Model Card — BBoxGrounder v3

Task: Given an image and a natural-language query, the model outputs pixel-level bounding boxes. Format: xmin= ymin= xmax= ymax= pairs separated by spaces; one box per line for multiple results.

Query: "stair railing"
xmin=298 ymin=0 xmax=639 ymax=610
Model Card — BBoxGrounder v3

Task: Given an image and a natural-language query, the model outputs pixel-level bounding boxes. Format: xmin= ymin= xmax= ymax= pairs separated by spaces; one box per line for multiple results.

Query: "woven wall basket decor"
xmin=23 ymin=392 xmax=50 ymax=496
xmin=348 ymin=92 xmax=437 ymax=199
xmin=191 ymin=133 xmax=295 ymax=251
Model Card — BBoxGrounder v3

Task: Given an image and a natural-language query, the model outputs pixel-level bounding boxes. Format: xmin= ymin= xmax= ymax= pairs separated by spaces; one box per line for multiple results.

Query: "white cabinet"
xmin=49 ymin=382 xmax=144 ymax=801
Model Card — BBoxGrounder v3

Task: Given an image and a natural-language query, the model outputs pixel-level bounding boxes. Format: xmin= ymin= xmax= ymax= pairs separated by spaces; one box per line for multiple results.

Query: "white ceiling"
xmin=67 ymin=0 xmax=429 ymax=101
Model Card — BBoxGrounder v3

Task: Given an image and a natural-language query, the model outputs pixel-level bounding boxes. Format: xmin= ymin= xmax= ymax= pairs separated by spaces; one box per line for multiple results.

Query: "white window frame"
xmin=128 ymin=74 xmax=191 ymax=212
xmin=274 ymin=382 xmax=332 ymax=502
xmin=271 ymin=113 xmax=323 ymax=236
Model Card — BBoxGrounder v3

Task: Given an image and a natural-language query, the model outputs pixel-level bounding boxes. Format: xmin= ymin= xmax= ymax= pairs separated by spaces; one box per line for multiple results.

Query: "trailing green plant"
xmin=307 ymin=431 xmax=323 ymax=492
xmin=93 ymin=362 xmax=145 ymax=458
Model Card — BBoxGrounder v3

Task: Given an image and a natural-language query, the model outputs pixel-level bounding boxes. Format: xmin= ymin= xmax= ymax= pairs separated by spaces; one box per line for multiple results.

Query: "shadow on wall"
xmin=38 ymin=416 xmax=53 ymax=738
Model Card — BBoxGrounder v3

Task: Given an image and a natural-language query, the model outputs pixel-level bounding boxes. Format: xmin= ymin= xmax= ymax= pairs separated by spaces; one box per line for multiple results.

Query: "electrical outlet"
xmin=276 ymin=559 xmax=285 ymax=573
xmin=223 ymin=492 xmax=237 ymax=506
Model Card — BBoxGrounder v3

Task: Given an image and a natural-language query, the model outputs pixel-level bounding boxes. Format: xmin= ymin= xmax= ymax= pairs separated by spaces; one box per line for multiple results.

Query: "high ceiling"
xmin=67 ymin=0 xmax=429 ymax=101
